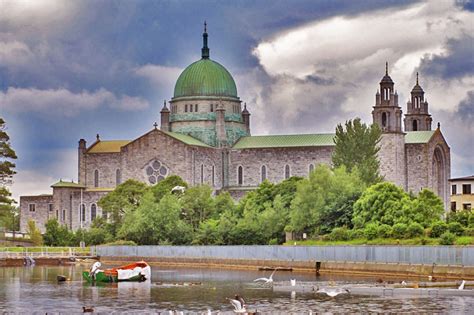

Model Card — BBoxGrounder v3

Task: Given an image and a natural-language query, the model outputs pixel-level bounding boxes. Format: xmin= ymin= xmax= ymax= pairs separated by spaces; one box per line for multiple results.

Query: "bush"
xmin=364 ymin=223 xmax=379 ymax=240
xmin=448 ymin=222 xmax=464 ymax=236
xmin=464 ymin=227 xmax=474 ymax=237
xmin=103 ymin=240 xmax=137 ymax=246
xmin=392 ymin=223 xmax=408 ymax=239
xmin=268 ymin=238 xmax=279 ymax=245
xmin=407 ymin=222 xmax=424 ymax=238
xmin=439 ymin=232 xmax=456 ymax=245
xmin=455 ymin=236 xmax=472 ymax=246
xmin=430 ymin=221 xmax=448 ymax=238
xmin=377 ymin=224 xmax=392 ymax=238
xmin=329 ymin=227 xmax=350 ymax=241
xmin=349 ymin=229 xmax=364 ymax=240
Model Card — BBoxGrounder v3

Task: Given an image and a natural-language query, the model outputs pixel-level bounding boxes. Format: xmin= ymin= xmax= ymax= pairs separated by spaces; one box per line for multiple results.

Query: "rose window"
xmin=144 ymin=160 xmax=169 ymax=184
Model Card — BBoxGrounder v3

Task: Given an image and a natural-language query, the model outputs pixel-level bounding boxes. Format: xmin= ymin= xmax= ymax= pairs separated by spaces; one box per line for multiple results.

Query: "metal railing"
xmin=0 ymin=247 xmax=91 ymax=258
xmin=95 ymin=245 xmax=474 ymax=266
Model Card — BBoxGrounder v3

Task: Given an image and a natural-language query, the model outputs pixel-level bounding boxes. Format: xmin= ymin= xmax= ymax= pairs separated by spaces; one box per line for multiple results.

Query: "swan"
xmin=227 ymin=295 xmax=246 ymax=313
xmin=290 ymin=279 xmax=296 ymax=286
xmin=317 ymin=287 xmax=350 ymax=297
xmin=254 ymin=269 xmax=277 ymax=284
xmin=459 ymin=280 xmax=466 ymax=290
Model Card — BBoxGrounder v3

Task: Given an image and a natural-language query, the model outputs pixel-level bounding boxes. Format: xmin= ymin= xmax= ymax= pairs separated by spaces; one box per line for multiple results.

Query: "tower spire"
xmin=385 ymin=61 xmax=388 ymax=75
xmin=201 ymin=21 xmax=210 ymax=59
xmin=416 ymin=72 xmax=419 ymax=85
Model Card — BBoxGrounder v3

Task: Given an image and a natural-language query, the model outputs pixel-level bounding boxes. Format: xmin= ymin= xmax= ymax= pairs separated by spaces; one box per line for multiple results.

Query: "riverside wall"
xmin=96 ymin=245 xmax=474 ymax=280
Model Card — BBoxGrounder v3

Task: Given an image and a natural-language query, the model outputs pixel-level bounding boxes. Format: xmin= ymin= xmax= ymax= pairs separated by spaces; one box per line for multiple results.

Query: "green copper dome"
xmin=173 ymin=24 xmax=238 ymax=99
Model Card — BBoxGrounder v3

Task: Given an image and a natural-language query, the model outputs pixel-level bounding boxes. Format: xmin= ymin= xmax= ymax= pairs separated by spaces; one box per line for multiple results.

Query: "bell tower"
xmin=404 ymin=72 xmax=432 ymax=132
xmin=372 ymin=62 xmax=403 ymax=133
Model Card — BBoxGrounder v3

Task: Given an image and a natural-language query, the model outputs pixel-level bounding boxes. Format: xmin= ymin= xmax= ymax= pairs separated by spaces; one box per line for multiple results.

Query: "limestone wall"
xmin=84 ymin=152 xmax=121 ymax=188
xmin=406 ymin=143 xmax=429 ymax=194
xmin=378 ymin=133 xmax=406 ymax=189
xmin=19 ymin=195 xmax=53 ymax=233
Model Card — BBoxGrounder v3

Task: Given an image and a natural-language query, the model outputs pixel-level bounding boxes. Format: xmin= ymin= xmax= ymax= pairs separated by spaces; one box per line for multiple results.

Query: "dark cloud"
xmin=419 ymin=35 xmax=474 ymax=80
xmin=457 ymin=90 xmax=474 ymax=122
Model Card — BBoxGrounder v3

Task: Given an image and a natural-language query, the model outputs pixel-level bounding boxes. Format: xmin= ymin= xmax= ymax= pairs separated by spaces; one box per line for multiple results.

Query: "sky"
xmin=1 ymin=0 xmax=473 ymax=202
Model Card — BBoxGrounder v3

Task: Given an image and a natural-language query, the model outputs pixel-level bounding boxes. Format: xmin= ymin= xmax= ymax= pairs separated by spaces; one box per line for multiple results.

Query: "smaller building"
xmin=449 ymin=175 xmax=474 ymax=211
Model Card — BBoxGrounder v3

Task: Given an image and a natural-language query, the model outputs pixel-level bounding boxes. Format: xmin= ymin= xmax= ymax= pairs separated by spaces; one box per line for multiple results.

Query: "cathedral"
xmin=20 ymin=27 xmax=450 ymax=233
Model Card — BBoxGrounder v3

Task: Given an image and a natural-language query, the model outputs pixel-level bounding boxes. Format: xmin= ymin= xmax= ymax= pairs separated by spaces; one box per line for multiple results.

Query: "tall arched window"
xmin=412 ymin=120 xmax=418 ymax=131
xmin=94 ymin=170 xmax=99 ymax=187
xmin=238 ymin=166 xmax=243 ymax=186
xmin=381 ymin=112 xmax=387 ymax=127
xmin=200 ymin=164 xmax=204 ymax=184
xmin=210 ymin=104 xmax=214 ymax=112
xmin=80 ymin=204 xmax=86 ymax=222
xmin=195 ymin=104 xmax=198 ymax=112
xmin=261 ymin=165 xmax=267 ymax=182
xmin=185 ymin=104 xmax=188 ymax=112
xmin=91 ymin=204 xmax=97 ymax=221
xmin=116 ymin=169 xmax=121 ymax=186
xmin=212 ymin=165 xmax=215 ymax=186
xmin=285 ymin=165 xmax=291 ymax=179
xmin=309 ymin=164 xmax=314 ymax=174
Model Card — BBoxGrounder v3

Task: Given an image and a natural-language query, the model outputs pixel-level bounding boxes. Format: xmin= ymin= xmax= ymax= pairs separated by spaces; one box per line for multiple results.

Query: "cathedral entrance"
xmin=432 ymin=146 xmax=446 ymax=204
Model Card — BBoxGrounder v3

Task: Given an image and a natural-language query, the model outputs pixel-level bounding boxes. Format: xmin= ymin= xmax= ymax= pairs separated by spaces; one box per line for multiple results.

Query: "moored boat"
xmin=82 ymin=261 xmax=151 ymax=283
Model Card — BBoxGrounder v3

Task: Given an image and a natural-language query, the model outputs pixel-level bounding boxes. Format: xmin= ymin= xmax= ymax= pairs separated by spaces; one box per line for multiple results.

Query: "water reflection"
xmin=0 ymin=265 xmax=473 ymax=313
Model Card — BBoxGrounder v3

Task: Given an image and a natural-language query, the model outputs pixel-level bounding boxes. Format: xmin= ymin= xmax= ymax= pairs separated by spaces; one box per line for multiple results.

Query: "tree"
xmin=98 ymin=179 xmax=148 ymax=235
xmin=332 ymin=118 xmax=382 ymax=185
xmin=27 ymin=220 xmax=43 ymax=246
xmin=43 ymin=219 xmax=74 ymax=246
xmin=150 ymin=175 xmax=188 ymax=202
xmin=0 ymin=118 xmax=17 ymax=235
xmin=181 ymin=185 xmax=215 ymax=230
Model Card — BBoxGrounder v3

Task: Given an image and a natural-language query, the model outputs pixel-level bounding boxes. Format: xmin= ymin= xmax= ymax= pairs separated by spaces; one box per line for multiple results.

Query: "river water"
xmin=0 ymin=264 xmax=473 ymax=314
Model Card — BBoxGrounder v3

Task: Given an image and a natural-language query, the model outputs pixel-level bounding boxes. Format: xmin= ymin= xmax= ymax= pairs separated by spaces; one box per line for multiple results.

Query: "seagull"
xmin=171 ymin=186 xmax=186 ymax=193
xmin=227 ymin=295 xmax=246 ymax=313
xmin=401 ymin=281 xmax=407 ymax=286
xmin=458 ymin=280 xmax=466 ymax=290
xmin=316 ymin=287 xmax=350 ymax=297
xmin=290 ymin=279 xmax=296 ymax=286
xmin=254 ymin=269 xmax=277 ymax=284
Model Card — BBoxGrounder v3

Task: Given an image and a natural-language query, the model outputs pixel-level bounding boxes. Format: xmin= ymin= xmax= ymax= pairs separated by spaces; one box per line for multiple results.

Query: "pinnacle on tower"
xmin=202 ymin=21 xmax=210 ymax=59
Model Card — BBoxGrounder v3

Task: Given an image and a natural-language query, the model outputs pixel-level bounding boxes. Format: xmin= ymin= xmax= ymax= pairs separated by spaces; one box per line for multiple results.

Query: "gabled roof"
xmin=86 ymin=140 xmax=131 ymax=153
xmin=405 ymin=130 xmax=435 ymax=144
xmin=233 ymin=133 xmax=335 ymax=149
xmin=164 ymin=131 xmax=212 ymax=148
xmin=51 ymin=180 xmax=85 ymax=188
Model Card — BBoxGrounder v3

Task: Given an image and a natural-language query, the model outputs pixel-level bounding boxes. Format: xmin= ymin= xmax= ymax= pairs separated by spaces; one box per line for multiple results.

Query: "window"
xmin=464 ymin=204 xmax=472 ymax=210
xmin=48 ymin=203 xmax=53 ymax=212
xmin=381 ymin=112 xmax=387 ymax=127
xmin=452 ymin=185 xmax=457 ymax=195
xmin=451 ymin=202 xmax=456 ymax=211
xmin=94 ymin=170 xmax=99 ymax=188
xmin=238 ymin=166 xmax=243 ymax=186
xmin=145 ymin=159 xmax=169 ymax=184
xmin=200 ymin=164 xmax=204 ymax=184
xmin=56 ymin=210 xmax=59 ymax=219
xmin=210 ymin=104 xmax=214 ymax=112
xmin=285 ymin=164 xmax=290 ymax=179
xmin=62 ymin=209 xmax=66 ymax=222
xmin=463 ymin=184 xmax=471 ymax=195
xmin=80 ymin=204 xmax=86 ymax=222
xmin=29 ymin=204 xmax=36 ymax=212
xmin=309 ymin=164 xmax=314 ymax=174
xmin=185 ymin=104 xmax=188 ymax=112
xmin=261 ymin=165 xmax=267 ymax=182
xmin=212 ymin=165 xmax=215 ymax=186
xmin=91 ymin=204 xmax=97 ymax=221
xmin=195 ymin=104 xmax=198 ymax=112
xmin=412 ymin=120 xmax=418 ymax=131
xmin=116 ymin=169 xmax=121 ymax=186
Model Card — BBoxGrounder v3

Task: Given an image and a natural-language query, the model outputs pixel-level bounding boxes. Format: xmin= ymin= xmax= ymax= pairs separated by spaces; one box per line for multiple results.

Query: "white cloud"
xmin=0 ymin=41 xmax=34 ymax=66
xmin=0 ymin=87 xmax=149 ymax=116
xmin=134 ymin=64 xmax=182 ymax=95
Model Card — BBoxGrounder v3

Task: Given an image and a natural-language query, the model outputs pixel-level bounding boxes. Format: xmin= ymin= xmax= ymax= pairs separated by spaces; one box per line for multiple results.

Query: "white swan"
xmin=227 ymin=295 xmax=246 ymax=313
xmin=459 ymin=280 xmax=466 ymax=290
xmin=317 ymin=287 xmax=350 ymax=297
xmin=254 ymin=269 xmax=277 ymax=284
xmin=290 ymin=279 xmax=296 ymax=286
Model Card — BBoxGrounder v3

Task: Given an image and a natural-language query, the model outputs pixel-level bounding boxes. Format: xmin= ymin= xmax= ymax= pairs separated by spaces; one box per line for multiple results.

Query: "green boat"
xmin=82 ymin=261 xmax=151 ymax=283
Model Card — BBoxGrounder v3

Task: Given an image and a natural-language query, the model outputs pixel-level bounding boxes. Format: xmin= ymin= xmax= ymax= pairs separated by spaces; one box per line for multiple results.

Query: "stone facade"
xmin=18 ymin=34 xmax=451 ymax=233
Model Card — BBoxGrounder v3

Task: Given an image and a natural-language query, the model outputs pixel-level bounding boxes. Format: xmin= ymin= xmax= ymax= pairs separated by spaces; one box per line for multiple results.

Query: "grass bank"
xmin=285 ymin=236 xmax=474 ymax=246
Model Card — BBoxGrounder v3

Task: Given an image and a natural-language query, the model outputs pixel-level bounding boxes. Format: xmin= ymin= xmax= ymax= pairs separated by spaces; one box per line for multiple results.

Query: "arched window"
xmin=309 ymin=164 xmax=314 ymax=174
xmin=80 ymin=204 xmax=86 ymax=222
xmin=381 ymin=112 xmax=387 ymax=127
xmin=116 ymin=169 xmax=121 ymax=186
xmin=195 ymin=104 xmax=198 ymax=112
xmin=238 ymin=166 xmax=243 ymax=186
xmin=91 ymin=204 xmax=97 ymax=222
xmin=210 ymin=104 xmax=214 ymax=112
xmin=185 ymin=104 xmax=188 ymax=112
xmin=285 ymin=164 xmax=291 ymax=179
xmin=212 ymin=165 xmax=215 ymax=186
xmin=94 ymin=170 xmax=99 ymax=187
xmin=261 ymin=165 xmax=267 ymax=182
xmin=200 ymin=164 xmax=204 ymax=184
xmin=412 ymin=120 xmax=418 ymax=131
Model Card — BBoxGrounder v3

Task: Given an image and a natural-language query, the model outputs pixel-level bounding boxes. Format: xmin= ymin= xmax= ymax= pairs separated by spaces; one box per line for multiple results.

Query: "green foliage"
xmin=27 ymin=220 xmax=43 ymax=246
xmin=411 ymin=189 xmax=444 ymax=227
xmin=97 ymin=179 xmax=148 ymax=234
xmin=150 ymin=175 xmax=188 ymax=202
xmin=290 ymin=165 xmax=365 ymax=234
xmin=439 ymin=231 xmax=456 ymax=245
xmin=193 ymin=219 xmax=222 ymax=245
xmin=43 ymin=219 xmax=74 ymax=246
xmin=377 ymin=224 xmax=392 ymax=238
xmin=349 ymin=229 xmax=364 ymax=240
xmin=392 ymin=223 xmax=408 ymax=239
xmin=364 ymin=223 xmax=379 ymax=240
xmin=430 ymin=221 xmax=448 ymax=238
xmin=329 ymin=227 xmax=350 ymax=241
xmin=181 ymin=185 xmax=215 ymax=230
xmin=455 ymin=236 xmax=472 ymax=246
xmin=447 ymin=211 xmax=471 ymax=227
xmin=103 ymin=240 xmax=136 ymax=246
xmin=0 ymin=118 xmax=17 ymax=233
xmin=407 ymin=222 xmax=424 ymax=238
xmin=332 ymin=118 xmax=382 ymax=185
xmin=448 ymin=222 xmax=464 ymax=236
